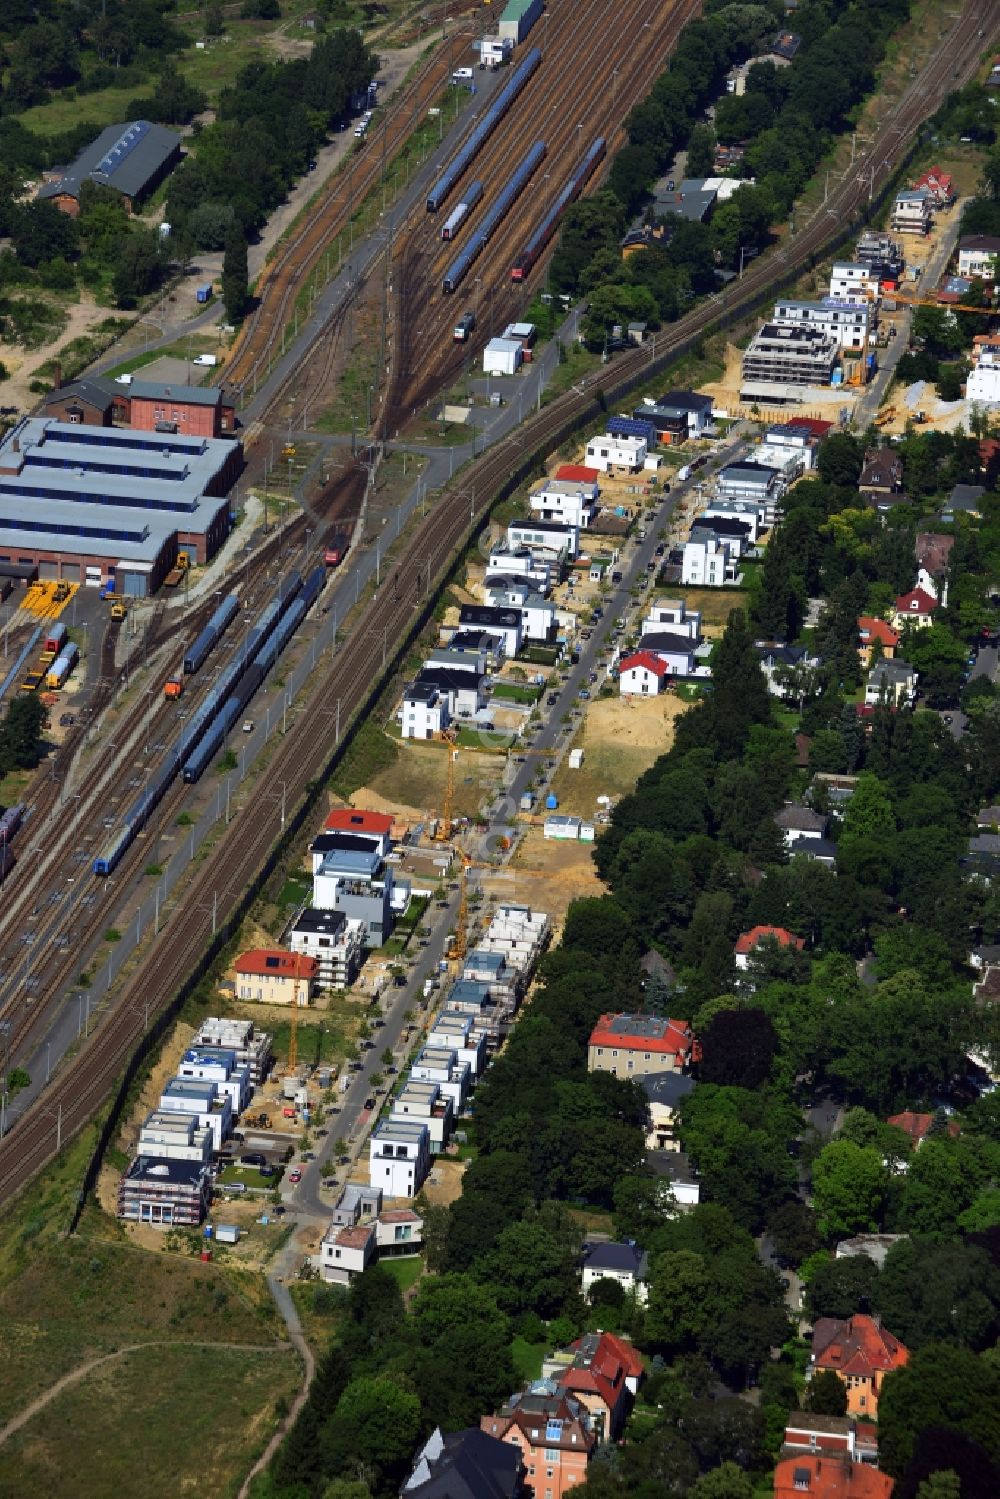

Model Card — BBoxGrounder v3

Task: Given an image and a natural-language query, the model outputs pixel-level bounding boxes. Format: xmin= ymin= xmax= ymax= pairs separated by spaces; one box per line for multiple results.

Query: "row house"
xmin=391 ymin=1080 xmax=454 ymax=1152
xmin=191 ymin=1015 xmax=272 ymax=1086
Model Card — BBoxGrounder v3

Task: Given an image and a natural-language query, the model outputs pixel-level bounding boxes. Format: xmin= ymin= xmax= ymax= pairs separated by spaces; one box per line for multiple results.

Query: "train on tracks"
xmin=441 ymin=181 xmax=484 ymax=240
xmin=443 ymin=141 xmax=546 ymax=294
xmin=511 ymin=136 xmax=606 ymax=280
xmin=0 ymin=803 xmax=24 ymax=889
xmin=92 ymin=567 xmax=325 ymax=877
xmin=425 ymin=47 xmax=542 ymax=213
xmin=183 ymin=593 xmax=240 ymax=675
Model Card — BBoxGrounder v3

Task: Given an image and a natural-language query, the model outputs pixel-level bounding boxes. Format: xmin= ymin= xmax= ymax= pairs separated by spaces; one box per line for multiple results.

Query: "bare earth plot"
xmin=548 ymin=693 xmax=689 ymax=817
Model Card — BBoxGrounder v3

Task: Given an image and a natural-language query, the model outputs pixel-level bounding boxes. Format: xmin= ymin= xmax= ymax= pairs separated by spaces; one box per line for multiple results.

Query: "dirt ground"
xmin=358 ymin=739 xmax=507 ymax=824
xmin=547 ymin=692 xmax=688 ymax=821
xmin=509 ymin=827 xmax=605 ymax=925
xmin=420 ymin=1156 xmax=468 ymax=1208
xmin=0 ymin=293 xmax=119 ymax=412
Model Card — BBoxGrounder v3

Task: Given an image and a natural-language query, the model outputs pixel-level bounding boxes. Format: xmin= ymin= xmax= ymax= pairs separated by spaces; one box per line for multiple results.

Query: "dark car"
xmin=393 ymin=973 xmax=407 ymax=987
xmin=360 ymin=1039 xmax=375 ymax=1050
xmin=655 ymin=543 xmax=665 ymax=556
xmin=273 ymin=1204 xmax=287 ymax=1215
xmin=385 ymin=1064 xmax=398 ymax=1075
xmin=364 ymin=1096 xmax=376 ymax=1110
xmin=302 ymin=1151 xmax=316 ymax=1161
xmin=547 ymin=693 xmax=558 ymax=706
xmin=372 ymin=1017 xmax=386 ymax=1027
xmin=611 ymin=571 xmax=623 ymax=584
xmin=241 ymin=1152 xmax=266 ymax=1167
xmin=259 ymin=1164 xmax=275 ymax=1177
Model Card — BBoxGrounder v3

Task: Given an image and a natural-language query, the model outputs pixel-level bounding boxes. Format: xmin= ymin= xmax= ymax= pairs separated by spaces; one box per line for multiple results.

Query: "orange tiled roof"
xmin=235 ymin=949 xmax=318 ymax=981
xmin=812 ymin=1315 xmax=908 ymax=1380
xmin=774 ymin=1455 xmax=893 ymax=1499
xmin=857 ymin=617 xmax=899 ymax=648
xmin=734 ymin=925 xmax=805 ymax=956
xmin=323 ymin=808 xmax=393 ymax=835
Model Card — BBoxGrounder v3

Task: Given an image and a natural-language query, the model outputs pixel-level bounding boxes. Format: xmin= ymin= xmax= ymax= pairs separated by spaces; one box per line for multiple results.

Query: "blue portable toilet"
xmin=545 ymin=793 xmax=558 ymax=810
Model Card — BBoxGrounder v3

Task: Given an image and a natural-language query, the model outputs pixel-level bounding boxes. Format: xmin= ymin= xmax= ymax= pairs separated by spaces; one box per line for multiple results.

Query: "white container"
xmin=215 ymin=1223 xmax=240 ymax=1244
xmin=569 ymin=748 xmax=585 ymax=769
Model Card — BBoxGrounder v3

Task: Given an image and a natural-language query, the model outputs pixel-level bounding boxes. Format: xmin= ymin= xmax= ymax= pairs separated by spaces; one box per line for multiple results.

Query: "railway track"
xmin=223 ymin=36 xmax=473 ymax=400
xmin=385 ymin=0 xmax=704 ymax=427
xmin=0 ymin=0 xmax=992 ymax=1207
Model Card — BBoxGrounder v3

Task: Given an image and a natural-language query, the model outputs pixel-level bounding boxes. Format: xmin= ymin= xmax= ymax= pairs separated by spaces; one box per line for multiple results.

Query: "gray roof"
xmin=718 ymin=462 xmax=781 ymax=485
xmin=775 ymin=803 xmax=827 ymax=832
xmin=758 ymin=643 xmax=809 ymax=668
xmin=318 ymin=848 xmax=382 ymax=877
xmin=656 ymin=390 xmax=713 ymax=412
xmin=948 ymin=483 xmax=985 ymax=510
xmin=459 ymin=605 xmax=522 ymax=628
xmin=639 ymin=630 xmax=697 ymax=655
xmin=403 ymin=1427 xmax=522 ymax=1499
xmin=292 ymin=907 xmax=348 ymax=937
xmin=124 ymin=1154 xmax=208 ymax=1188
xmin=583 ymin=1239 xmax=646 ymax=1276
xmin=127 ymin=379 xmax=223 ymax=408
xmin=42 ymin=377 xmax=114 ymax=412
xmin=38 ymin=120 xmax=182 ymax=203
xmin=641 ymin=1072 xmax=696 ymax=1108
xmin=788 ymin=834 xmax=838 ymax=862
xmin=869 ymin=659 xmax=914 ymax=683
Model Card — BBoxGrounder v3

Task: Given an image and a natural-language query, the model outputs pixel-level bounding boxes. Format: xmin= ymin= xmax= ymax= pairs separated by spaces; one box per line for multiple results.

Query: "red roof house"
xmin=619 ymin=650 xmax=669 ymax=695
xmin=811 ymin=1315 xmax=908 ymax=1419
xmin=914 ymin=166 xmax=954 ymax=206
xmin=891 ymin=588 xmax=937 ymax=628
xmin=234 ymin=949 xmax=318 ymax=1004
xmin=734 ymin=925 xmax=805 ymax=969
xmin=774 ymin=1455 xmax=893 ymax=1499
xmin=555 ymin=1331 xmax=644 ymax=1441
xmin=886 ymin=1110 xmax=959 ymax=1146
xmin=857 ymin=617 xmax=899 ymax=666
xmin=323 ymin=808 xmax=393 ymax=837
xmin=588 ymin=1013 xmax=696 ymax=1075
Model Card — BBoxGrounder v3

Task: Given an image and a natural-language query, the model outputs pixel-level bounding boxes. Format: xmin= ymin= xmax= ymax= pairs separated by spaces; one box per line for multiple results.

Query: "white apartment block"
xmin=191 ymin=1016 xmax=272 ymax=1086
xmin=410 ymin=1046 xmax=471 ymax=1113
xmin=176 ymin=1046 xmax=252 ymax=1116
xmin=137 ymin=1109 xmax=213 ymax=1164
xmin=967 ymin=350 xmax=1000 ymax=407
xmin=829 ymin=262 xmax=881 ymax=303
xmin=427 ymin=1012 xmax=489 ymax=1076
xmin=529 ymin=477 xmax=598 ymax=529
xmin=682 ymin=535 xmax=736 ymax=587
xmin=368 ymin=1118 xmax=430 ymax=1199
xmin=159 ymin=1078 xmax=232 ymax=1150
xmin=741 ymin=323 xmax=839 ymax=390
xmin=507 ymin=518 xmax=578 ymax=561
xmin=891 ymin=188 xmax=932 ymax=235
xmin=772 ymin=298 xmax=871 ymax=351
xmin=391 ymin=1080 xmax=453 ymax=1152
xmin=289 ymin=909 xmax=366 ymax=989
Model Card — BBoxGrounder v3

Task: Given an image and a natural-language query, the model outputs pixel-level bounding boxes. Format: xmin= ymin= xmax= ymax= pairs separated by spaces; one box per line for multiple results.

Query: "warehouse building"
xmin=38 ymin=119 xmax=183 ymax=216
xmin=0 ymin=417 xmax=241 ymax=593
xmin=741 ymin=323 xmax=838 ymax=399
xmin=43 ymin=376 xmax=236 ymax=438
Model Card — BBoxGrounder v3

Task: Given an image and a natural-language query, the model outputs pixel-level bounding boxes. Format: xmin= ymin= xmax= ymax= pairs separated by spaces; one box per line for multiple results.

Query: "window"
xmin=545 ymin=1450 xmax=559 ymax=1462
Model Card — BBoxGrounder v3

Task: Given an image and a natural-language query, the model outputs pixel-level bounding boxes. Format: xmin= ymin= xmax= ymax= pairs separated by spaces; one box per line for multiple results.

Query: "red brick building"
xmin=126 ymin=380 xmax=236 ymax=438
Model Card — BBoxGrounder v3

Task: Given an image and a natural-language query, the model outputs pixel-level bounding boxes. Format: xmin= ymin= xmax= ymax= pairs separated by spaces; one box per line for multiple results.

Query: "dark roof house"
xmin=402 ymin=1425 xmax=523 ymax=1499
xmin=39 ymin=120 xmax=183 ymax=215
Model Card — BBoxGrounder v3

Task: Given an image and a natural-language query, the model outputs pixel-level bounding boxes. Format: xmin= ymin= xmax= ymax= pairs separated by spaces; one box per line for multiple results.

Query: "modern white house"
xmin=159 ymin=1077 xmax=232 ymax=1150
xmin=312 ymin=847 xmax=395 ymax=946
xmin=289 ymin=908 xmax=366 ymax=988
xmin=529 ymin=477 xmax=598 ymax=529
xmin=967 ymin=349 xmax=1000 ymax=407
xmin=829 ymin=261 xmax=881 ymax=303
xmin=318 ymin=1185 xmax=423 ymax=1284
xmin=715 ymin=461 xmax=783 ymax=507
xmin=427 ymin=1011 xmax=488 ymax=1076
xmin=702 ymin=501 xmax=764 ymax=544
xmin=176 ymin=1046 xmax=251 ymax=1116
xmin=682 ymin=534 xmax=736 ymax=586
xmin=136 ymin=1110 xmax=213 ymax=1164
xmin=368 ymin=1117 xmax=431 ymax=1199
xmin=585 ymin=434 xmax=647 ymax=472
xmin=400 ymin=678 xmax=449 ymax=739
xmin=771 ymin=298 xmax=871 ymax=351
xmin=410 ymin=1045 xmax=471 ymax=1112
xmin=643 ymin=598 xmax=702 ymax=639
xmin=891 ymin=187 xmax=932 ymax=235
xmin=458 ymin=604 xmax=524 ymax=657
xmin=507 ymin=517 xmax=579 ymax=561
xmin=391 ymin=1079 xmax=454 ymax=1151
xmin=518 ymin=591 xmax=556 ymax=642
xmin=486 ymin=548 xmax=552 ymax=592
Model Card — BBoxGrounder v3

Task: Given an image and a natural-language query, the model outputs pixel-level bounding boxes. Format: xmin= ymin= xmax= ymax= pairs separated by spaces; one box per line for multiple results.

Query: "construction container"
xmin=569 ymin=748 xmax=585 ymax=769
xmin=215 ymin=1224 xmax=240 ymax=1245
xmin=545 ymin=792 xmax=558 ymax=809
xmin=544 ymin=814 xmax=582 ymax=841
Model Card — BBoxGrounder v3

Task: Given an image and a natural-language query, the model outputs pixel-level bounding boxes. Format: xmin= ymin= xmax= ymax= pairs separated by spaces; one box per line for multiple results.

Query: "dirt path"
xmin=0 ymin=1337 xmax=290 ymax=1446
xmin=238 ymin=1244 xmax=316 ymax=1499
xmin=0 ymin=293 xmax=118 ymax=413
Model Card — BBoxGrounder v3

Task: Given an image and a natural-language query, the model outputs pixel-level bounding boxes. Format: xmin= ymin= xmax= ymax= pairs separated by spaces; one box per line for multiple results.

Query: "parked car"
xmin=241 ymin=1152 xmax=266 ymax=1166
xmin=288 ymin=1168 xmax=302 ymax=1183
xmin=547 ymin=693 xmax=558 ymax=706
xmin=364 ymin=1096 xmax=376 ymax=1110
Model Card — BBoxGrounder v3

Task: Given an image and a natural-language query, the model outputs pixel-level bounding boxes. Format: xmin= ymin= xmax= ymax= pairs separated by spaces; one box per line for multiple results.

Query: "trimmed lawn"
xmin=381 ymin=1255 xmax=424 ymax=1293
xmin=511 ymin=1335 xmax=547 ymax=1382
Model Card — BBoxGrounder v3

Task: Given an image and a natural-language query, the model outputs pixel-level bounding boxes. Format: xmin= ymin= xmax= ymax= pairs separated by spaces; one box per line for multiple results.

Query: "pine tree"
xmin=709 ymin=609 xmax=772 ymax=759
xmin=222 ymin=222 xmax=249 ymax=322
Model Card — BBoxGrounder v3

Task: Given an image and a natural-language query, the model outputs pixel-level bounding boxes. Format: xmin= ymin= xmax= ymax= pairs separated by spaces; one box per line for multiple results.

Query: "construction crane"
xmin=287 ymin=978 xmax=301 ymax=1074
xmin=885 ymin=288 xmax=995 ymax=315
xmin=446 ymin=854 xmax=473 ymax=963
xmin=436 ymin=727 xmax=458 ymax=842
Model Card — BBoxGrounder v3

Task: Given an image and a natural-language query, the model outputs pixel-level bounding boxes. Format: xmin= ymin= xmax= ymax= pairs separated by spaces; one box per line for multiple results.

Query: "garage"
xmin=38 ymin=560 xmax=60 ymax=581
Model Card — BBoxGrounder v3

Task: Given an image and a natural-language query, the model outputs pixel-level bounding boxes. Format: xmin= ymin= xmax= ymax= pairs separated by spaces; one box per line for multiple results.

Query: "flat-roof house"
xmin=529 ymin=477 xmax=598 ymax=529
xmin=368 ymin=1117 xmax=430 ymax=1199
xmin=159 ymin=1077 xmax=231 ymax=1150
xmin=682 ymin=534 xmax=737 ymax=587
xmin=588 ymin=1012 xmax=695 ymax=1077
xmin=391 ymin=1080 xmax=454 ymax=1152
xmin=458 ymin=605 xmax=523 ymax=657
xmin=401 ymin=677 xmax=449 ymax=740
xmin=39 ymin=119 xmax=182 ymax=215
xmin=313 ymin=847 xmax=395 ymax=946
xmin=288 ymin=908 xmax=365 ymax=989
xmin=117 ymin=1154 xmax=211 ymax=1227
xmin=890 ymin=187 xmax=932 ymax=235
xmin=234 ymin=949 xmax=318 ymax=1006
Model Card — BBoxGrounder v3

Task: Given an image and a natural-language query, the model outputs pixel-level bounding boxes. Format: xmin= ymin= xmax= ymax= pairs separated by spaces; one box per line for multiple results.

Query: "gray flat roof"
xmin=318 ymin=848 xmax=382 ymax=876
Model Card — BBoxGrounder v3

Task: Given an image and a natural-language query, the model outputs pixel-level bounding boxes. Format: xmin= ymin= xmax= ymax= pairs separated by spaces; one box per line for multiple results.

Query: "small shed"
xmin=544 ymin=814 xmax=582 ymax=841
xmin=483 ymin=337 xmax=523 ymax=377
xmin=215 ymin=1224 xmax=240 ymax=1245
xmin=569 ymin=748 xmax=585 ymax=769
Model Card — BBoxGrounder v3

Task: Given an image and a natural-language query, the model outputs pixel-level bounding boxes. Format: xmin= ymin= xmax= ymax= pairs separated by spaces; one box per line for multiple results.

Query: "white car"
xmin=242 ymin=719 xmax=254 ymax=733
xmin=115 ymin=373 xmax=133 ymax=385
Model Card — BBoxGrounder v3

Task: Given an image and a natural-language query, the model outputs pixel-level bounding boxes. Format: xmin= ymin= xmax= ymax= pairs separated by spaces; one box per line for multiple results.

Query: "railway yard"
xmin=0 ymin=14 xmax=997 ymax=1487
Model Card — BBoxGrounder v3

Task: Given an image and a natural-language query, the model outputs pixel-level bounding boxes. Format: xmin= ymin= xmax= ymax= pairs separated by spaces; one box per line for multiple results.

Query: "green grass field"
xmin=368 ymin=737 xmax=504 ymax=820
xmin=511 ymin=1334 xmax=547 ymax=1382
xmin=380 ymin=1255 xmax=424 ymax=1293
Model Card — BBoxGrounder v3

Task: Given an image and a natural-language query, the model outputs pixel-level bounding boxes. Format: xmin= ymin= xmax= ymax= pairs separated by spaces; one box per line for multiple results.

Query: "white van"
xmin=192 ymin=354 xmax=218 ymax=367
xmin=452 ymin=67 xmax=474 ymax=83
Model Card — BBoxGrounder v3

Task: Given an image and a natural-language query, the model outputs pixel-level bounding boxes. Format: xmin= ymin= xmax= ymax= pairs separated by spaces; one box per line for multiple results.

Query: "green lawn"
xmin=511 ymin=1335 xmax=548 ymax=1382
xmin=380 ymin=1255 xmax=424 ymax=1293
xmin=20 ymin=82 xmax=156 ymax=135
